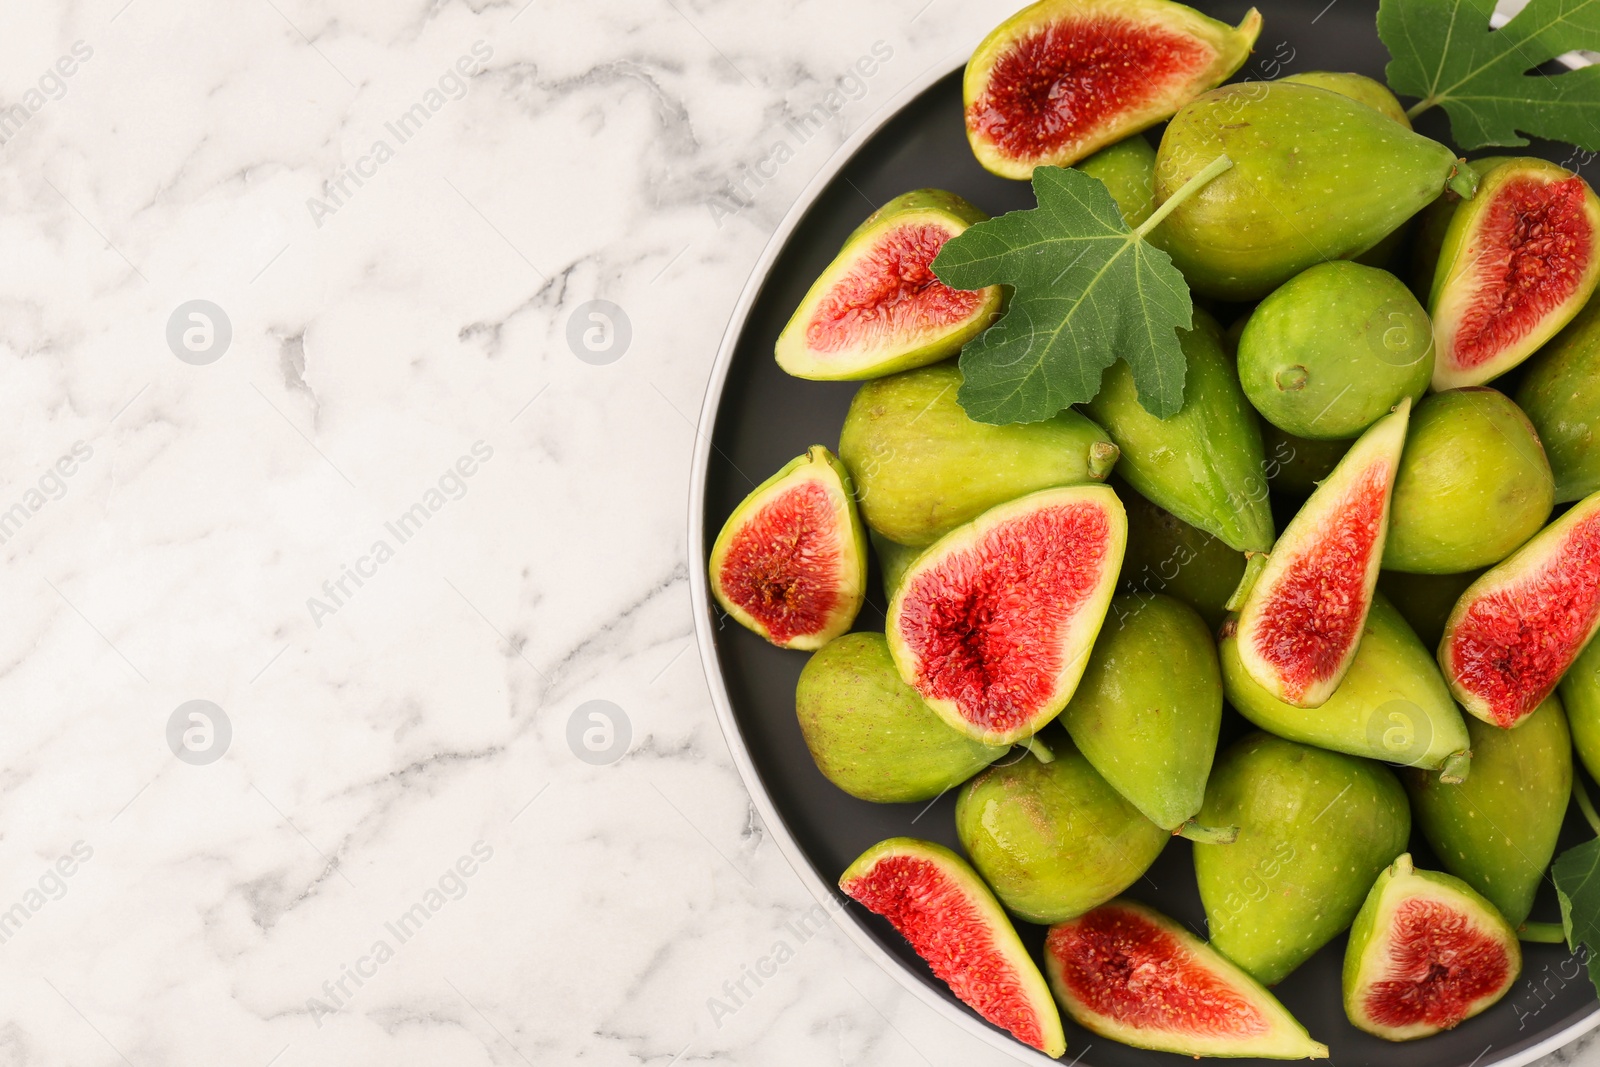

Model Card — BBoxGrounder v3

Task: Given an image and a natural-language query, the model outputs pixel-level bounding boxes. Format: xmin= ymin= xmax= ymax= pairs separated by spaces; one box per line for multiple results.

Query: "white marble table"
xmin=2 ymin=0 xmax=1597 ymax=1064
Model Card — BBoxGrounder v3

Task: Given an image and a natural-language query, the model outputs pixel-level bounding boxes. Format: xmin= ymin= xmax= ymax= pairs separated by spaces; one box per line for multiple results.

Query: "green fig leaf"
xmin=931 ymin=165 xmax=1191 ymax=425
xmin=1553 ymin=836 xmax=1600 ymax=991
xmin=1379 ymin=0 xmax=1600 ymax=151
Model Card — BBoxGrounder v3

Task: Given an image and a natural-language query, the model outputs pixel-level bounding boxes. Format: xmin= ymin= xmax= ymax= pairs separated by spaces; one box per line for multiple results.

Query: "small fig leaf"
xmin=931 ymin=165 xmax=1191 ymax=425
xmin=1379 ymin=0 xmax=1600 ymax=151
xmin=1552 ymin=836 xmax=1600 ymax=992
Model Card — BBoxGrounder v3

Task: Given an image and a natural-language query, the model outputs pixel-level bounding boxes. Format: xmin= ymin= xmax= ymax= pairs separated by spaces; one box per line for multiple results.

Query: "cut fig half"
xmin=1234 ymin=401 xmax=1410 ymax=707
xmin=775 ymin=190 xmax=1003 ymax=381
xmin=1430 ymin=158 xmax=1600 ymax=390
xmin=709 ymin=445 xmax=867 ymax=650
xmin=963 ymin=0 xmax=1261 ymax=179
xmin=840 ymin=837 xmax=1067 ymax=1057
xmin=1045 ymin=899 xmax=1328 ymax=1059
xmin=887 ymin=484 xmax=1126 ymax=745
xmin=1343 ymin=854 xmax=1521 ymax=1041
xmin=1439 ymin=489 xmax=1600 ymax=728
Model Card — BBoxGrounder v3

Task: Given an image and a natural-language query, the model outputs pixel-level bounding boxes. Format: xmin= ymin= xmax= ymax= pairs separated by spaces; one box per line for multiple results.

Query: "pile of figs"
xmin=709 ymin=0 xmax=1600 ymax=1058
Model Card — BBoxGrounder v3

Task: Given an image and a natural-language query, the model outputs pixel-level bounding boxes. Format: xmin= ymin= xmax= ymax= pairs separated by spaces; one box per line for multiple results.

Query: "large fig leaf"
xmin=1379 ymin=0 xmax=1600 ymax=150
xmin=931 ymin=165 xmax=1191 ymax=425
xmin=1553 ymin=835 xmax=1600 ymax=991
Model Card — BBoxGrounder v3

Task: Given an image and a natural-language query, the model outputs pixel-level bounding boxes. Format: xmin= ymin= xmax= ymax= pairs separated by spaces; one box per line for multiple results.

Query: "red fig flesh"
xmin=1045 ymin=899 xmax=1327 ymax=1059
xmin=1234 ymin=401 xmax=1410 ymax=707
xmin=1431 ymin=159 xmax=1600 ymax=389
xmin=840 ymin=837 xmax=1066 ymax=1057
xmin=963 ymin=0 xmax=1261 ymax=179
xmin=1440 ymin=490 xmax=1600 ymax=727
xmin=887 ymin=484 xmax=1125 ymax=745
xmin=709 ymin=446 xmax=867 ymax=650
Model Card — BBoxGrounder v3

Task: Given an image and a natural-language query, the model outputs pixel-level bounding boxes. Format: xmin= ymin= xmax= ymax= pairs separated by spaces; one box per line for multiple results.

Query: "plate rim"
xmin=685 ymin=42 xmax=1600 ymax=1067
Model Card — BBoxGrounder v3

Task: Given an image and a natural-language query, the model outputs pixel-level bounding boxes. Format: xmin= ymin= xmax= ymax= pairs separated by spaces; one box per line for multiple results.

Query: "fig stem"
xmin=1445 ymin=163 xmax=1480 ymax=200
xmin=1439 ymin=750 xmax=1472 ymax=785
xmin=1176 ymin=820 xmax=1239 ymax=844
xmin=1518 ymin=921 xmax=1568 ymax=945
xmin=1135 ymin=154 xmax=1235 ymax=239
xmin=1405 ymin=98 xmax=1435 ymax=120
xmin=1575 ymin=775 xmax=1600 ymax=837
xmin=1224 ymin=552 xmax=1271 ymax=613
xmin=1023 ymin=735 xmax=1056 ymax=765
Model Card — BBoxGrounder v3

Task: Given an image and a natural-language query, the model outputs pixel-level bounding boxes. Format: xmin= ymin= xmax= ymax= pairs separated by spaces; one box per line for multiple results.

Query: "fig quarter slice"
xmin=1343 ymin=854 xmax=1521 ymax=1041
xmin=1439 ymin=489 xmax=1600 ymax=728
xmin=709 ymin=446 xmax=866 ymax=650
xmin=775 ymin=190 xmax=1003 ymax=381
xmin=1045 ymin=899 xmax=1328 ymax=1059
xmin=1430 ymin=158 xmax=1600 ymax=390
xmin=840 ymin=837 xmax=1067 ymax=1057
xmin=887 ymin=484 xmax=1126 ymax=745
xmin=963 ymin=0 xmax=1261 ymax=180
xmin=1234 ymin=400 xmax=1410 ymax=707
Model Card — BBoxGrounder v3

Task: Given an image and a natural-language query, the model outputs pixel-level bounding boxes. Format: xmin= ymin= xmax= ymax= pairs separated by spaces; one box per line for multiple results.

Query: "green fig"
xmin=1152 ymin=81 xmax=1475 ymax=300
xmin=869 ymin=530 xmax=921 ymax=603
xmin=1259 ymin=422 xmax=1350 ymax=497
xmin=1221 ymin=593 xmax=1472 ymax=780
xmin=1405 ymin=695 xmax=1572 ymax=927
xmin=775 ymin=190 xmax=1004 ymax=380
xmin=1074 ymin=134 xmax=1157 ymax=227
xmin=1561 ymin=637 xmax=1600 ymax=783
xmin=1060 ymin=595 xmax=1222 ymax=832
xmin=956 ymin=741 xmax=1168 ymax=924
xmin=795 ymin=633 xmax=1006 ymax=803
xmin=1281 ymin=71 xmax=1410 ymax=127
xmin=1516 ymin=295 xmax=1600 ymax=503
xmin=1238 ymin=262 xmax=1433 ymax=440
xmin=1377 ymin=568 xmax=1484 ymax=649
xmin=1117 ymin=485 xmax=1245 ymax=628
xmin=840 ymin=362 xmax=1118 ymax=546
xmin=1384 ymin=388 xmax=1554 ymax=573
xmin=1083 ymin=309 xmax=1273 ymax=554
xmin=1195 ymin=733 xmax=1411 ymax=986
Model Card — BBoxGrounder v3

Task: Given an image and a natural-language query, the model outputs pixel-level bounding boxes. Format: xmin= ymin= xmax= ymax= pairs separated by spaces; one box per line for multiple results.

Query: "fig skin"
xmin=1116 ymin=484 xmax=1244 ymax=628
xmin=1195 ymin=733 xmax=1411 ymax=987
xmin=1383 ymin=388 xmax=1554 ymax=573
xmin=1516 ymin=294 xmax=1600 ymax=503
xmin=795 ymin=634 xmax=1006 ymax=804
xmin=839 ymin=837 xmax=1067 ymax=1057
xmin=709 ymin=445 xmax=867 ymax=650
xmin=1342 ymin=853 xmax=1521 ymax=1041
xmin=1045 ymin=899 xmax=1329 ymax=1059
xmin=1152 ymin=82 xmax=1474 ymax=300
xmin=1405 ymin=696 xmax=1572 ymax=928
xmin=1083 ymin=309 xmax=1274 ymax=554
xmin=1378 ymin=568 xmax=1484 ymax=649
xmin=1560 ymin=637 xmax=1600 ymax=783
xmin=1429 ymin=158 xmax=1600 ymax=390
xmin=775 ymin=190 xmax=1004 ymax=381
xmin=868 ymin=530 xmax=920 ymax=604
xmin=1281 ymin=71 xmax=1410 ymax=127
xmin=1238 ymin=262 xmax=1433 ymax=440
xmin=840 ymin=362 xmax=1118 ymax=547
xmin=1074 ymin=134 xmax=1157 ymax=227
xmin=955 ymin=741 xmax=1168 ymax=924
xmin=963 ymin=0 xmax=1260 ymax=179
xmin=1060 ymin=594 xmax=1222 ymax=830
xmin=1259 ymin=421 xmax=1351 ymax=498
xmin=1221 ymin=593 xmax=1472 ymax=780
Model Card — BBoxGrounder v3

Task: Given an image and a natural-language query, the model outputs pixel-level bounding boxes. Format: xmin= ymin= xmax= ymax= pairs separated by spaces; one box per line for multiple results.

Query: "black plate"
xmin=691 ymin=3 xmax=1600 ymax=1063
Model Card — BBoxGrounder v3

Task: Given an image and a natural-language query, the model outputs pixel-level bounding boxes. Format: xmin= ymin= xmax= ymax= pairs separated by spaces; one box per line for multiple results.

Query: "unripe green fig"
xmin=1083 ymin=309 xmax=1273 ymax=554
xmin=1281 ymin=71 xmax=1410 ymax=127
xmin=1405 ymin=696 xmax=1572 ymax=927
xmin=869 ymin=530 xmax=921 ymax=604
xmin=1074 ymin=135 xmax=1157 ymax=227
xmin=795 ymin=633 xmax=1007 ymax=803
xmin=1383 ymin=388 xmax=1554 ymax=573
xmin=1152 ymin=81 xmax=1474 ymax=300
xmin=1195 ymin=734 xmax=1411 ymax=986
xmin=1377 ymin=568 xmax=1484 ymax=649
xmin=956 ymin=741 xmax=1168 ymax=924
xmin=1238 ymin=262 xmax=1433 ymax=440
xmin=1259 ymin=422 xmax=1350 ymax=497
xmin=1221 ymin=593 xmax=1471 ymax=779
xmin=840 ymin=362 xmax=1118 ymax=546
xmin=1060 ymin=595 xmax=1222 ymax=831
xmin=1117 ymin=485 xmax=1245 ymax=628
xmin=1562 ymin=638 xmax=1600 ymax=783
xmin=1516 ymin=296 xmax=1600 ymax=503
